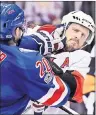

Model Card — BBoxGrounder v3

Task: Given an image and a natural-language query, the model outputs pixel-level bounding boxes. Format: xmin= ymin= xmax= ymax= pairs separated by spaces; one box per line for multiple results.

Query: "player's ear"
xmin=15 ymin=27 xmax=23 ymax=37
xmin=14 ymin=27 xmax=23 ymax=41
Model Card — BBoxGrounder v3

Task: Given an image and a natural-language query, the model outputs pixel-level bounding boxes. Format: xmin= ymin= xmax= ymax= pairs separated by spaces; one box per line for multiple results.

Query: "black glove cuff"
xmin=60 ymin=70 xmax=77 ymax=99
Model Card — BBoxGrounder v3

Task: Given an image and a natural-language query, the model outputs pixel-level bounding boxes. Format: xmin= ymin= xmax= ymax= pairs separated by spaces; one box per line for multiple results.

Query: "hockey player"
xmin=19 ymin=12 xmax=95 ymax=114
xmin=0 ymin=3 xmax=86 ymax=115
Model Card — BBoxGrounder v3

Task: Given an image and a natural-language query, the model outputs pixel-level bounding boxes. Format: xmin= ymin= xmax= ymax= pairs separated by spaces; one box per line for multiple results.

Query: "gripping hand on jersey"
xmin=30 ymin=24 xmax=66 ymax=55
xmin=51 ymin=24 xmax=66 ymax=51
xmin=30 ymin=31 xmax=54 ymax=55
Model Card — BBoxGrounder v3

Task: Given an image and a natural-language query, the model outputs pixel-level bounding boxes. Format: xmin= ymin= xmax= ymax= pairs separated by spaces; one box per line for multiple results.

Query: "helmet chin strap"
xmin=80 ymin=42 xmax=88 ymax=50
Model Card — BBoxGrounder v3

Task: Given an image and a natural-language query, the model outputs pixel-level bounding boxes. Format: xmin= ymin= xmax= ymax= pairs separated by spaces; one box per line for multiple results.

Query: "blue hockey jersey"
xmin=0 ymin=44 xmax=70 ymax=115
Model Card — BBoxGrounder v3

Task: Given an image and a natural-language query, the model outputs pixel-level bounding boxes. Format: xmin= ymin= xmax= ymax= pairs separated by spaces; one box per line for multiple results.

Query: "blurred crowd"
xmin=3 ymin=1 xmax=95 ymax=115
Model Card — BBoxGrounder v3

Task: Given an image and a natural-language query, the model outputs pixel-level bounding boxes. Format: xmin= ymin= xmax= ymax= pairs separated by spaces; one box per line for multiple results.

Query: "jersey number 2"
xmin=36 ymin=57 xmax=52 ymax=78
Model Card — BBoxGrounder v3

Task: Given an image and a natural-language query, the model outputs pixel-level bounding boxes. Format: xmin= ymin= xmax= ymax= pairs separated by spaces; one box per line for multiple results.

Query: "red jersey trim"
xmin=43 ymin=76 xmax=65 ymax=105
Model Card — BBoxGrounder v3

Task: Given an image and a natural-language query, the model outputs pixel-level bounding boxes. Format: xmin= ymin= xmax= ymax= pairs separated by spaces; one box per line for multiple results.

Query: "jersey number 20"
xmin=36 ymin=57 xmax=52 ymax=78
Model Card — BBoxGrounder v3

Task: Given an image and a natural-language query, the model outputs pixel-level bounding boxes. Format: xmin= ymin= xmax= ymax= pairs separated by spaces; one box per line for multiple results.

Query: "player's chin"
xmin=66 ymin=46 xmax=79 ymax=52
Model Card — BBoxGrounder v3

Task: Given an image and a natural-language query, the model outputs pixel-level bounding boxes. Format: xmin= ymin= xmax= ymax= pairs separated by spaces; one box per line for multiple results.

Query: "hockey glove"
xmin=30 ymin=31 xmax=54 ymax=55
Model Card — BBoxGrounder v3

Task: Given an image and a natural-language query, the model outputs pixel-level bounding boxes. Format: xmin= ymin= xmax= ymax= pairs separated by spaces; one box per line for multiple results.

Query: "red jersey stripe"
xmin=38 ymin=24 xmax=56 ymax=34
xmin=43 ymin=76 xmax=65 ymax=106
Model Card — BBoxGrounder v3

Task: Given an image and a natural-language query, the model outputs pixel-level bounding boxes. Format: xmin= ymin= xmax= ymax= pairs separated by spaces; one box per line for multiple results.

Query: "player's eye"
xmin=73 ymin=28 xmax=79 ymax=32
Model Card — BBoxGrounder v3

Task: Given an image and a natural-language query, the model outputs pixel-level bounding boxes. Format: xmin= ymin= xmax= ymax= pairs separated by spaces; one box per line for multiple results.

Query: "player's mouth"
xmin=69 ymin=39 xmax=79 ymax=46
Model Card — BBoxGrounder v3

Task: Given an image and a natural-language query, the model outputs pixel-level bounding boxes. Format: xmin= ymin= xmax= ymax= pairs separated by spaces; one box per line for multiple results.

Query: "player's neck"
xmin=0 ymin=39 xmax=16 ymax=46
xmin=8 ymin=40 xmax=16 ymax=46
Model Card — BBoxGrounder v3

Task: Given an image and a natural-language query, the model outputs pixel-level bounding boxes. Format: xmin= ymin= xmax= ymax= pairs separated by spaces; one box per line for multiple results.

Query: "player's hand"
xmin=51 ymin=24 xmax=66 ymax=51
xmin=31 ymin=31 xmax=54 ymax=55
xmin=52 ymin=24 xmax=64 ymax=43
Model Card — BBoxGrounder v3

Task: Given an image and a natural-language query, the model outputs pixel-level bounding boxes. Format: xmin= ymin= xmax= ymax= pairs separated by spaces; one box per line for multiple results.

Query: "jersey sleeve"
xmin=19 ymin=31 xmax=54 ymax=55
xmin=67 ymin=50 xmax=91 ymax=102
xmin=16 ymin=50 xmax=70 ymax=107
xmin=19 ymin=36 xmax=40 ymax=51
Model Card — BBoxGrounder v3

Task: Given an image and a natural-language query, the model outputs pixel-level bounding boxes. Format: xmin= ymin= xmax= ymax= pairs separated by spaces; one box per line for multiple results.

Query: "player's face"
xmin=65 ymin=23 xmax=89 ymax=51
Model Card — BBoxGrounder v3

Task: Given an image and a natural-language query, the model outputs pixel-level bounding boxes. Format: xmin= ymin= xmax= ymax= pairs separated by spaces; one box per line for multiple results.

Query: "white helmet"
xmin=61 ymin=11 xmax=95 ymax=45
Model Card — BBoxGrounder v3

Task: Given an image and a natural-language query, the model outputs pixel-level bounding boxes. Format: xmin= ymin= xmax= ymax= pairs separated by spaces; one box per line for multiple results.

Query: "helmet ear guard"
xmin=61 ymin=11 xmax=95 ymax=46
xmin=86 ymin=30 xmax=94 ymax=45
xmin=12 ymin=19 xmax=27 ymax=39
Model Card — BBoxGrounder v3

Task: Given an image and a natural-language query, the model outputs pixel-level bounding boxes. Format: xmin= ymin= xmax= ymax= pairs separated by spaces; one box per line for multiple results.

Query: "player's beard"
xmin=65 ymin=39 xmax=79 ymax=52
xmin=65 ymin=42 xmax=79 ymax=52
xmin=65 ymin=45 xmax=77 ymax=52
